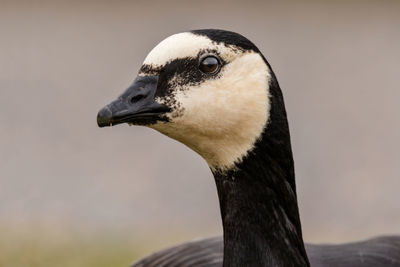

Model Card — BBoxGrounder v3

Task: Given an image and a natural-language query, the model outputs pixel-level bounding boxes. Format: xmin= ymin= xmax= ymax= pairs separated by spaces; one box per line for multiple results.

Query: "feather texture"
xmin=132 ymin=236 xmax=400 ymax=267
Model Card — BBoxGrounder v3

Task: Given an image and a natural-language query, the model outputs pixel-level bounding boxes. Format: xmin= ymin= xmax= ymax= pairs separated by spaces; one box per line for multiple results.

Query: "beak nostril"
xmin=131 ymin=94 xmax=145 ymax=103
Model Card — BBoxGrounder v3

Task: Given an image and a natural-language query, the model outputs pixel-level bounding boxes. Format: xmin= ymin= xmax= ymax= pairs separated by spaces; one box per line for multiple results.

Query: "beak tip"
xmin=97 ymin=105 xmax=112 ymax=128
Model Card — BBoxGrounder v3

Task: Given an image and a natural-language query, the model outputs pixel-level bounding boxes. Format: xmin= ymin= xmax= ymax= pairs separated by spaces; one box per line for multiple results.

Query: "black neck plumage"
xmin=212 ymin=67 xmax=310 ymax=267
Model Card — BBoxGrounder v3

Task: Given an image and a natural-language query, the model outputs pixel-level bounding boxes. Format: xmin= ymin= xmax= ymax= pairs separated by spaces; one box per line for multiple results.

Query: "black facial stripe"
xmin=156 ymin=57 xmax=199 ymax=98
xmin=139 ymin=65 xmax=162 ymax=75
xmin=191 ymin=29 xmax=260 ymax=53
xmin=141 ymin=55 xmax=225 ymax=100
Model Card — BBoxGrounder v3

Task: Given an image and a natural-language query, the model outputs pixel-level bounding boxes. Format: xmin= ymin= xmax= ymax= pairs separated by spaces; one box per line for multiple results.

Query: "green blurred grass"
xmin=0 ymin=228 xmax=147 ymax=267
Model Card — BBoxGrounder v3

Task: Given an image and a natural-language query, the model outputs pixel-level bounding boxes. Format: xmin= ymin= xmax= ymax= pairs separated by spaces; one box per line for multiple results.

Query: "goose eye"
xmin=199 ymin=56 xmax=220 ymax=74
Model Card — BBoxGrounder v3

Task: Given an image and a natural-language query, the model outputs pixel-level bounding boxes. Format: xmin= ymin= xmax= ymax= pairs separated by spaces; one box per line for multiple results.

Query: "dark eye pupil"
xmin=199 ymin=56 xmax=219 ymax=74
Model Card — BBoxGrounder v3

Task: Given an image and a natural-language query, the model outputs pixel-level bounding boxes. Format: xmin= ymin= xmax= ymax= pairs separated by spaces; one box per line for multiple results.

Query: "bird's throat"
xmin=213 ymin=158 xmax=309 ymax=267
xmin=211 ymin=68 xmax=310 ymax=266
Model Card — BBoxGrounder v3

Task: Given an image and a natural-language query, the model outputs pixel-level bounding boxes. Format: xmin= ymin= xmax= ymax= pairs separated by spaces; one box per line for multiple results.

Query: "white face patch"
xmin=143 ymin=32 xmax=239 ymax=67
xmin=142 ymin=32 xmax=271 ymax=171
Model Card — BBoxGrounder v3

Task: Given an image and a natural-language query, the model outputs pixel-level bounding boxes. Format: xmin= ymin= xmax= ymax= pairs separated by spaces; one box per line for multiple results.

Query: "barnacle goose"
xmin=97 ymin=29 xmax=400 ymax=267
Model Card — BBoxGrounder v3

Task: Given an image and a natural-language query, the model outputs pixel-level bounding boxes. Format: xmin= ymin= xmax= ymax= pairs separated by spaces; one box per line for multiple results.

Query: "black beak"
xmin=97 ymin=75 xmax=170 ymax=127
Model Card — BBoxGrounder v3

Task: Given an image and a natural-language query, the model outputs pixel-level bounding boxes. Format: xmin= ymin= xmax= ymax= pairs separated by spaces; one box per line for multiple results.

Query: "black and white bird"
xmin=97 ymin=29 xmax=400 ymax=267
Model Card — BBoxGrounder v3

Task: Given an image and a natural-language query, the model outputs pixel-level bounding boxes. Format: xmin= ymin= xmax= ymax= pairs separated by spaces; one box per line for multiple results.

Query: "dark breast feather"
xmin=131 ymin=237 xmax=223 ymax=267
xmin=131 ymin=235 xmax=400 ymax=267
xmin=306 ymin=235 xmax=400 ymax=267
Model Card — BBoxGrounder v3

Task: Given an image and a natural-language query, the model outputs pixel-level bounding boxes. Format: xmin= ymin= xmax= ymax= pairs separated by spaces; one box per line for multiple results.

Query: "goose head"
xmin=97 ymin=29 xmax=273 ymax=172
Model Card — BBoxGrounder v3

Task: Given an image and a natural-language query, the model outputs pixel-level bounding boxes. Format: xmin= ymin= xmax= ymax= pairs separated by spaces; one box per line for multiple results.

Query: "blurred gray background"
xmin=1 ymin=0 xmax=399 ymax=265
